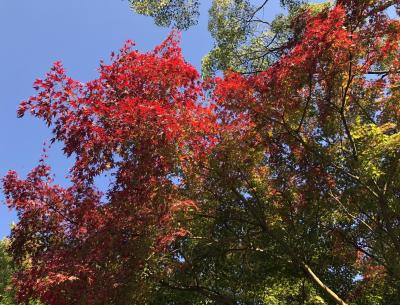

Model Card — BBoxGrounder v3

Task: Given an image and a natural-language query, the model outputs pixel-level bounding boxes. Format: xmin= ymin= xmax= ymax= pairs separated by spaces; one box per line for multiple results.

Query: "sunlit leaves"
xmin=129 ymin=0 xmax=200 ymax=29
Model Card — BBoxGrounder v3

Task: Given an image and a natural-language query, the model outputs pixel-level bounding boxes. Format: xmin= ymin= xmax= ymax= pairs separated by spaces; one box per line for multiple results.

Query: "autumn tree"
xmin=167 ymin=1 xmax=400 ymax=304
xmin=3 ymin=34 xmax=216 ymax=305
xmin=3 ymin=1 xmax=400 ymax=305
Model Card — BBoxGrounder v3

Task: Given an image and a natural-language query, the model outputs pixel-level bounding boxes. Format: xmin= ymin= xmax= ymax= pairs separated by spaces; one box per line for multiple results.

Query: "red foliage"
xmin=4 ymin=33 xmax=216 ymax=304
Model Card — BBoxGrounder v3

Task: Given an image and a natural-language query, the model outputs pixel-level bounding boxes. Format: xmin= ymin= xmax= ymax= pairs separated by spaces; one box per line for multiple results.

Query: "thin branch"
xmin=339 ymin=56 xmax=358 ymax=160
xmin=296 ymin=74 xmax=313 ymax=133
xmin=302 ymin=262 xmax=348 ymax=305
xmin=328 ymin=191 xmax=374 ymax=232
xmin=246 ymin=0 xmax=270 ymax=23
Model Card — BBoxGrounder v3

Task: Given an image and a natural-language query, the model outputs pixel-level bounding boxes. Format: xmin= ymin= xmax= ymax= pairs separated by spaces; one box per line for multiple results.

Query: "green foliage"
xmin=0 ymin=240 xmax=14 ymax=305
xmin=128 ymin=0 xmax=200 ymax=29
xmin=262 ymin=278 xmax=327 ymax=305
xmin=202 ymin=0 xmax=254 ymax=76
xmin=0 ymin=240 xmax=43 ymax=305
xmin=352 ymin=119 xmax=400 ymax=179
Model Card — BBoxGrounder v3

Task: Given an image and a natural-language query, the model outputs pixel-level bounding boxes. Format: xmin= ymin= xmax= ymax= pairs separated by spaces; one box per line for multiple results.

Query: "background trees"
xmin=0 ymin=239 xmax=14 ymax=305
xmin=2 ymin=1 xmax=400 ymax=304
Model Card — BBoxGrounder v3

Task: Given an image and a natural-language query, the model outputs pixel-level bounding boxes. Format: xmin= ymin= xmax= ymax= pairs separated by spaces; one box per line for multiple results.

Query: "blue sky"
xmin=0 ymin=0 xmax=284 ymax=238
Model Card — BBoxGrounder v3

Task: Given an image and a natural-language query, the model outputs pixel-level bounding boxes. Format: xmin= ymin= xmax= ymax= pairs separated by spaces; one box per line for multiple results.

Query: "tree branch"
xmin=339 ymin=57 xmax=358 ymax=160
xmin=301 ymin=262 xmax=348 ymax=305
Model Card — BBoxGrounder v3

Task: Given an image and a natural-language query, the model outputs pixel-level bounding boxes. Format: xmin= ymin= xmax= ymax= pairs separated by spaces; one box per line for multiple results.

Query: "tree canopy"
xmin=2 ymin=0 xmax=400 ymax=304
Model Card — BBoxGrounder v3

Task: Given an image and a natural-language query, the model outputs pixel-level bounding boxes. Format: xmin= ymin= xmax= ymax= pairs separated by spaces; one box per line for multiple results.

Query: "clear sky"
xmin=0 ymin=0 xmax=284 ymax=238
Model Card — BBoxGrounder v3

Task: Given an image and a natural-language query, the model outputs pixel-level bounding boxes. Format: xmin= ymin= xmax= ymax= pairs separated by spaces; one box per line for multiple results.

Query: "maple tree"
xmin=3 ymin=33 xmax=216 ymax=305
xmin=2 ymin=0 xmax=400 ymax=304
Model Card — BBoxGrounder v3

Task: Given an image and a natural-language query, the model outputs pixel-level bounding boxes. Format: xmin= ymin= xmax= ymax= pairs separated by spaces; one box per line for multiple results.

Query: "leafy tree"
xmin=2 ymin=1 xmax=400 ymax=305
xmin=192 ymin=1 xmax=400 ymax=304
xmin=3 ymin=33 xmax=215 ymax=305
